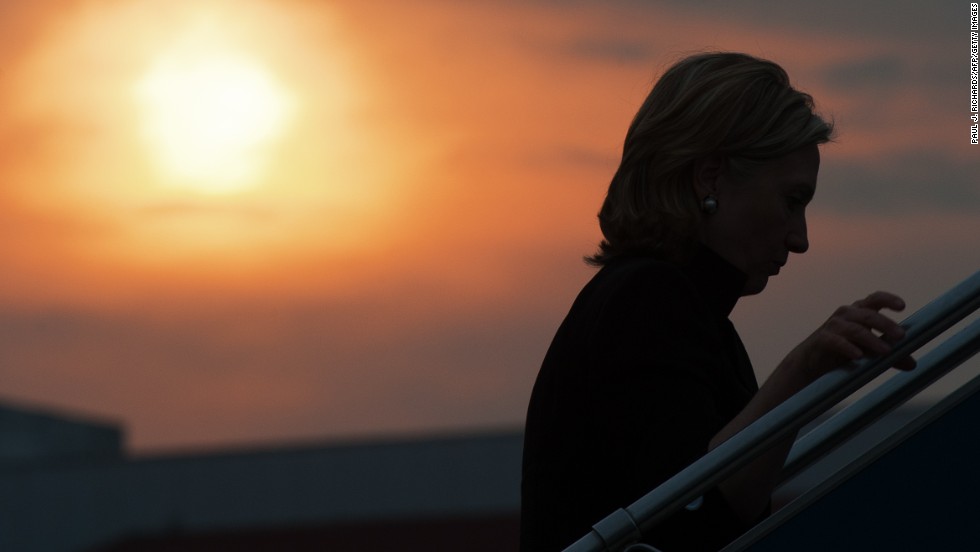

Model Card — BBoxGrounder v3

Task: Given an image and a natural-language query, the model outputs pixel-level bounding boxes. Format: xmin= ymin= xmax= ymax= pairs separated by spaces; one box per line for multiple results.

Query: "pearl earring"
xmin=701 ymin=195 xmax=718 ymax=215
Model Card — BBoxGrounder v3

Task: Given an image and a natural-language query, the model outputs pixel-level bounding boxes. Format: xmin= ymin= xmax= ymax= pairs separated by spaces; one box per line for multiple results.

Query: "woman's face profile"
xmin=700 ymin=145 xmax=820 ymax=296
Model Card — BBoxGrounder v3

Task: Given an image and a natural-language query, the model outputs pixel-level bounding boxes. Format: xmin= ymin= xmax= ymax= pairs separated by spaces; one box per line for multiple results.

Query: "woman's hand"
xmin=712 ymin=291 xmax=915 ymax=520
xmin=787 ymin=291 xmax=916 ymax=382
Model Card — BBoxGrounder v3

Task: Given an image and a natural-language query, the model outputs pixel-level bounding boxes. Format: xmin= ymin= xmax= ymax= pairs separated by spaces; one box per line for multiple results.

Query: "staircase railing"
xmin=562 ymin=269 xmax=980 ymax=552
xmin=779 ymin=315 xmax=980 ymax=484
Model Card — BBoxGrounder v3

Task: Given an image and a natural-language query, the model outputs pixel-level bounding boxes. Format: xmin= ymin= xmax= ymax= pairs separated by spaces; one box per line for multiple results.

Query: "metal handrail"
xmin=563 ymin=269 xmax=980 ymax=552
xmin=780 ymin=316 xmax=980 ymax=484
xmin=722 ymin=359 xmax=980 ymax=552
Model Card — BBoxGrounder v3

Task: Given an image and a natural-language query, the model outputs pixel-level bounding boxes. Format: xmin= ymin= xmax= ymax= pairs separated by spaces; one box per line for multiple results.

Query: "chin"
xmin=741 ymin=276 xmax=769 ymax=296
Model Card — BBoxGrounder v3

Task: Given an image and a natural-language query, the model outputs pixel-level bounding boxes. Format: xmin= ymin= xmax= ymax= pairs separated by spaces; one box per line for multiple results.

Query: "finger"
xmin=894 ymin=355 xmax=917 ymax=371
xmin=854 ymin=291 xmax=906 ymax=312
xmin=818 ymin=329 xmax=865 ymax=362
xmin=822 ymin=328 xmax=913 ymax=369
xmin=826 ymin=311 xmax=891 ymax=359
xmin=841 ymin=308 xmax=907 ymax=342
xmin=839 ymin=322 xmax=893 ymax=357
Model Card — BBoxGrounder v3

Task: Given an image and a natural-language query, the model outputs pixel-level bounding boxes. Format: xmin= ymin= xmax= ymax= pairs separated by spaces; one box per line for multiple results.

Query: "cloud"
xmin=822 ymin=55 xmax=906 ymax=89
xmin=558 ymin=37 xmax=654 ymax=65
xmin=139 ymin=201 xmax=277 ymax=221
xmin=636 ymin=0 xmax=961 ymax=41
xmin=0 ymin=281 xmax=562 ymax=450
xmin=817 ymin=151 xmax=980 ymax=214
xmin=520 ymin=144 xmax=619 ymax=172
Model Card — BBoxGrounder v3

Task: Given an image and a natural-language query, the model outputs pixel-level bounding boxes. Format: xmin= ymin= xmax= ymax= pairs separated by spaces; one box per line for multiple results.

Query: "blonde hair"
xmin=588 ymin=52 xmax=834 ymax=265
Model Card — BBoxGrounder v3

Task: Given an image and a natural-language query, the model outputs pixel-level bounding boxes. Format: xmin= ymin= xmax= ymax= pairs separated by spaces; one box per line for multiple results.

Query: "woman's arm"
xmin=709 ymin=291 xmax=914 ymax=522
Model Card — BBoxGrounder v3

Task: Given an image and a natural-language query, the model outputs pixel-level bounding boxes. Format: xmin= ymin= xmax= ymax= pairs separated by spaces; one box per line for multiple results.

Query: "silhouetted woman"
xmin=520 ymin=52 xmax=912 ymax=552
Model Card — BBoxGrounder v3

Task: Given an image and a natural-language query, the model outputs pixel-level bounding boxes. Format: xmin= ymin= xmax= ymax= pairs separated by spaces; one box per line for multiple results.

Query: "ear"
xmin=693 ymin=155 xmax=725 ymax=199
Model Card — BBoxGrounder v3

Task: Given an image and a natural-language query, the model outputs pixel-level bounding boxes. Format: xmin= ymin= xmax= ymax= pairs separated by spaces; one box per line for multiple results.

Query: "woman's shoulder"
xmin=563 ymin=255 xmax=707 ymax=335
xmin=588 ymin=255 xmax=695 ymax=303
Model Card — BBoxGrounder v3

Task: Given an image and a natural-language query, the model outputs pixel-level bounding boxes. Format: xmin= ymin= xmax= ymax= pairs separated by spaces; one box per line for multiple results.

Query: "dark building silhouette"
xmin=0 ymin=402 xmax=521 ymax=552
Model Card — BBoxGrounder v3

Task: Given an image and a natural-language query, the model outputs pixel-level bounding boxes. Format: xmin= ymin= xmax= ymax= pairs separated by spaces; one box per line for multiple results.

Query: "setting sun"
xmin=136 ymin=46 xmax=293 ymax=194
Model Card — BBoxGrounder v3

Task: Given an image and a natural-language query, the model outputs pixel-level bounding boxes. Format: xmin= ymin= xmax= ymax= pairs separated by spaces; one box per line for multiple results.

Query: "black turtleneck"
xmin=521 ymin=247 xmax=760 ymax=552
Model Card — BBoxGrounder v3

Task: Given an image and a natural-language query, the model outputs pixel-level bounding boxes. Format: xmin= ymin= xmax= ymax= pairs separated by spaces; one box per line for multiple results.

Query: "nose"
xmin=786 ymin=215 xmax=809 ymax=254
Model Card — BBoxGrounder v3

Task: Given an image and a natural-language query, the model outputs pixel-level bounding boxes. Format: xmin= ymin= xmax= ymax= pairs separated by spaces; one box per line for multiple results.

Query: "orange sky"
xmin=1 ymin=0 xmax=977 ymax=453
